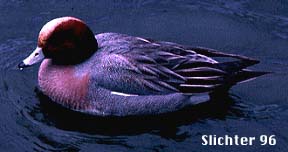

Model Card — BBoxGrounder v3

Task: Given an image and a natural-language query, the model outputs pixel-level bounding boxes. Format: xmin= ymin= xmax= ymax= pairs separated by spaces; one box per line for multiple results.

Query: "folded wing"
xmin=93 ymin=33 xmax=266 ymax=95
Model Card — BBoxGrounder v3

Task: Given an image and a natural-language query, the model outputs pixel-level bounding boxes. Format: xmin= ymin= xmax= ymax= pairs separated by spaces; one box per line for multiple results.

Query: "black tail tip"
xmin=233 ymin=70 xmax=271 ymax=84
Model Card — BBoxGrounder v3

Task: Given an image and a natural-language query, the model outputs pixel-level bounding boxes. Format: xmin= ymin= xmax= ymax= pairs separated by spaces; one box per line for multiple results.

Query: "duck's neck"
xmin=38 ymin=59 xmax=91 ymax=110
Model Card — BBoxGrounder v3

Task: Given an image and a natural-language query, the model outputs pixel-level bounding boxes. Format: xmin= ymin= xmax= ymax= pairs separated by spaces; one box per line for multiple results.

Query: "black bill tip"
xmin=18 ymin=62 xmax=29 ymax=70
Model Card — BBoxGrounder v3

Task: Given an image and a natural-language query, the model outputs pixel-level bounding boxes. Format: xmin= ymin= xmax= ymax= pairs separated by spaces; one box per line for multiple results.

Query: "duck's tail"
xmin=230 ymin=70 xmax=270 ymax=84
xmin=213 ymin=59 xmax=270 ymax=84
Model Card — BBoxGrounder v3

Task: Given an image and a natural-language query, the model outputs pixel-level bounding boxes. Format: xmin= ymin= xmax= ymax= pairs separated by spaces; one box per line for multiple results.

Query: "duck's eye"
xmin=35 ymin=53 xmax=39 ymax=56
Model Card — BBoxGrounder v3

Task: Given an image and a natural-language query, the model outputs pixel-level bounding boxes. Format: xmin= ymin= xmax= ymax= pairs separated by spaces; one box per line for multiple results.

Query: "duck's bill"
xmin=18 ymin=47 xmax=44 ymax=70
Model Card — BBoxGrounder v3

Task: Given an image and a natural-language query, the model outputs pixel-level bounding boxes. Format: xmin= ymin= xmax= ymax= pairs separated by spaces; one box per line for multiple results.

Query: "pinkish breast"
xmin=38 ymin=59 xmax=91 ymax=111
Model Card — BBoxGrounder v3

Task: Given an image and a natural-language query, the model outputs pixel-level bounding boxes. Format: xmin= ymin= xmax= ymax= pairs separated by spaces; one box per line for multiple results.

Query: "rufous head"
xmin=19 ymin=17 xmax=97 ymax=69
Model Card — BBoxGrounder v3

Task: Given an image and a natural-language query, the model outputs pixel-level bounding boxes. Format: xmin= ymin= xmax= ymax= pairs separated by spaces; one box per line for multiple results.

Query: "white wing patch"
xmin=111 ymin=91 xmax=139 ymax=96
xmin=136 ymin=37 xmax=151 ymax=43
xmin=179 ymin=84 xmax=220 ymax=88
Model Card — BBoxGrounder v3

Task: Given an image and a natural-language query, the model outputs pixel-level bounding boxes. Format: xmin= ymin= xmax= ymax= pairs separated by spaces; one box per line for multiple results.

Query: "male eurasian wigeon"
xmin=18 ymin=17 xmax=267 ymax=116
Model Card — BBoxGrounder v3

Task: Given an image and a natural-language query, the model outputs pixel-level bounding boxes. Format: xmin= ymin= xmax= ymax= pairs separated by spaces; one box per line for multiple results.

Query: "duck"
xmin=18 ymin=17 xmax=267 ymax=116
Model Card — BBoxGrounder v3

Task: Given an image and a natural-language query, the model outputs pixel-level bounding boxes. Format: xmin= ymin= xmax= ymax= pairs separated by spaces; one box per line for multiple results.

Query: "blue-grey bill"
xmin=19 ymin=47 xmax=44 ymax=70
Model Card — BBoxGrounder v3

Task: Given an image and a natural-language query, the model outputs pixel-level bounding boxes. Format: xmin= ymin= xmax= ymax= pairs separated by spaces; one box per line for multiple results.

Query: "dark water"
xmin=0 ymin=0 xmax=288 ymax=151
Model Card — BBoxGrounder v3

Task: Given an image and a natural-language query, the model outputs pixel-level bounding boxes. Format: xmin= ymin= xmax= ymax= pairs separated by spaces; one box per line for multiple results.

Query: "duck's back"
xmin=91 ymin=33 xmax=265 ymax=96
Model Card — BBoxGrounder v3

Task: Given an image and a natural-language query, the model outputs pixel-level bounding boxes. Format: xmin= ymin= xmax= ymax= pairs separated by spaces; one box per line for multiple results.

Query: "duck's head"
xmin=18 ymin=16 xmax=97 ymax=69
